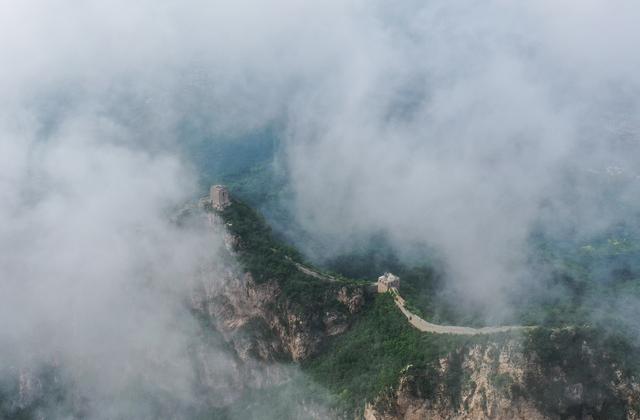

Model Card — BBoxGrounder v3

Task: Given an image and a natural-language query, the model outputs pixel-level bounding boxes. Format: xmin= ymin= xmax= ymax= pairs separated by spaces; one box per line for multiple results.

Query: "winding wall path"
xmin=389 ymin=288 xmax=534 ymax=335
xmin=294 ymin=262 xmax=533 ymax=335
xmin=294 ymin=262 xmax=337 ymax=282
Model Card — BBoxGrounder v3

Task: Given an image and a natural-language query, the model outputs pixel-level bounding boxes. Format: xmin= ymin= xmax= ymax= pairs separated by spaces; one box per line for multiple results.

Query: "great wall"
xmin=378 ymin=272 xmax=533 ymax=335
xmin=288 ymin=245 xmax=535 ymax=336
xmin=209 ymin=185 xmax=533 ymax=336
xmin=290 ymin=264 xmax=535 ymax=336
xmin=387 ymin=287 xmax=533 ymax=335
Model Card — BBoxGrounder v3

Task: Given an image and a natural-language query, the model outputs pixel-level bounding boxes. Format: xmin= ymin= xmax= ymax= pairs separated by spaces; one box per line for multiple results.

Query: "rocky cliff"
xmin=179 ymin=202 xmax=640 ymax=419
xmin=196 ymin=201 xmax=367 ymax=365
xmin=197 ymin=198 xmax=640 ymax=419
xmin=364 ymin=330 xmax=640 ymax=420
xmin=192 ymin=267 xmax=365 ymax=364
xmin=7 ymin=199 xmax=639 ymax=419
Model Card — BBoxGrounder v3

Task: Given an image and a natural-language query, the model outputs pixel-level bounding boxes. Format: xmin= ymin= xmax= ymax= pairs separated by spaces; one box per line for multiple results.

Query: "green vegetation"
xmin=522 ymin=326 xmax=640 ymax=418
xmin=212 ymin=192 xmax=640 ymax=417
xmin=395 ymin=266 xmax=492 ymax=327
xmin=511 ymin=229 xmax=640 ymax=335
xmin=303 ymin=293 xmax=480 ymax=416
xmin=324 ymin=236 xmax=404 ymax=281
xmin=328 ymin=248 xmax=491 ymax=327
xmin=9 ymin=191 xmax=639 ymax=419
xmin=220 ymin=198 xmax=301 ymax=282
xmin=217 ymin=198 xmax=364 ymax=313
xmin=201 ymin=154 xmax=640 ymax=331
xmin=324 ymin=226 xmax=640 ymax=333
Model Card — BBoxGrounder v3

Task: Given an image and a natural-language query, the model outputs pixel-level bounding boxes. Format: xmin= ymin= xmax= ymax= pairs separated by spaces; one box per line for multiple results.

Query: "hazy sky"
xmin=1 ymin=0 xmax=639 ymax=417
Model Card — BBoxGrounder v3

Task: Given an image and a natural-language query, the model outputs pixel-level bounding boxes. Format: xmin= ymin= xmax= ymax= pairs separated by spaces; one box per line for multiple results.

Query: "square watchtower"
xmin=210 ymin=185 xmax=231 ymax=210
xmin=377 ymin=272 xmax=400 ymax=293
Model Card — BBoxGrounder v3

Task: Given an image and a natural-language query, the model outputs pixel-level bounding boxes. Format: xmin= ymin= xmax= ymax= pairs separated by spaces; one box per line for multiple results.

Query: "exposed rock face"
xmin=183 ymin=205 xmax=369 ymax=413
xmin=337 ymin=286 xmax=365 ymax=314
xmin=363 ymin=341 xmax=545 ymax=420
xmin=193 ymin=269 xmax=366 ymax=363
xmin=364 ymin=335 xmax=640 ymax=420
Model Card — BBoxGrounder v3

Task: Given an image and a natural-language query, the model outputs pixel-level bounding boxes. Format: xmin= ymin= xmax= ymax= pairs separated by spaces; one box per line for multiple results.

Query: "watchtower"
xmin=377 ymin=272 xmax=400 ymax=293
xmin=210 ymin=185 xmax=231 ymax=210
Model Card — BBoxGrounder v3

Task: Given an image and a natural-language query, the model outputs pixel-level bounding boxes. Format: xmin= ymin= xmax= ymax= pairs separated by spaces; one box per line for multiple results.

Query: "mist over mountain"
xmin=1 ymin=1 xmax=640 ymax=419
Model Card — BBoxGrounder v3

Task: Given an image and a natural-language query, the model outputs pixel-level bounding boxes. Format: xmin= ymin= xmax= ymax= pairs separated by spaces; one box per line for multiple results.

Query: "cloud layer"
xmin=280 ymin=1 xmax=640 ymax=310
xmin=0 ymin=1 xmax=235 ymax=416
xmin=1 ymin=0 xmax=640 ymax=416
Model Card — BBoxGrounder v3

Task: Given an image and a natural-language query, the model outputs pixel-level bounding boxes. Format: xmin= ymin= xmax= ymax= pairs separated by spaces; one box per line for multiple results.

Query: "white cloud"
xmin=1 ymin=0 xmax=639 ymax=415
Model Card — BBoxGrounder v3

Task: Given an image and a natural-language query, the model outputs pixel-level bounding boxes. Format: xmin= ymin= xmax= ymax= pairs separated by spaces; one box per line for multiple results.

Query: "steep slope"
xmin=193 ymin=198 xmax=367 ymax=363
xmin=198 ymin=197 xmax=640 ymax=419
xmin=364 ymin=329 xmax=640 ymax=419
xmin=8 ymin=196 xmax=637 ymax=419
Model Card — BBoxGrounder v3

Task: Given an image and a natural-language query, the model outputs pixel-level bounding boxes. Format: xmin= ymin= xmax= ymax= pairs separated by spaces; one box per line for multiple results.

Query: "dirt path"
xmin=389 ymin=288 xmax=534 ymax=335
